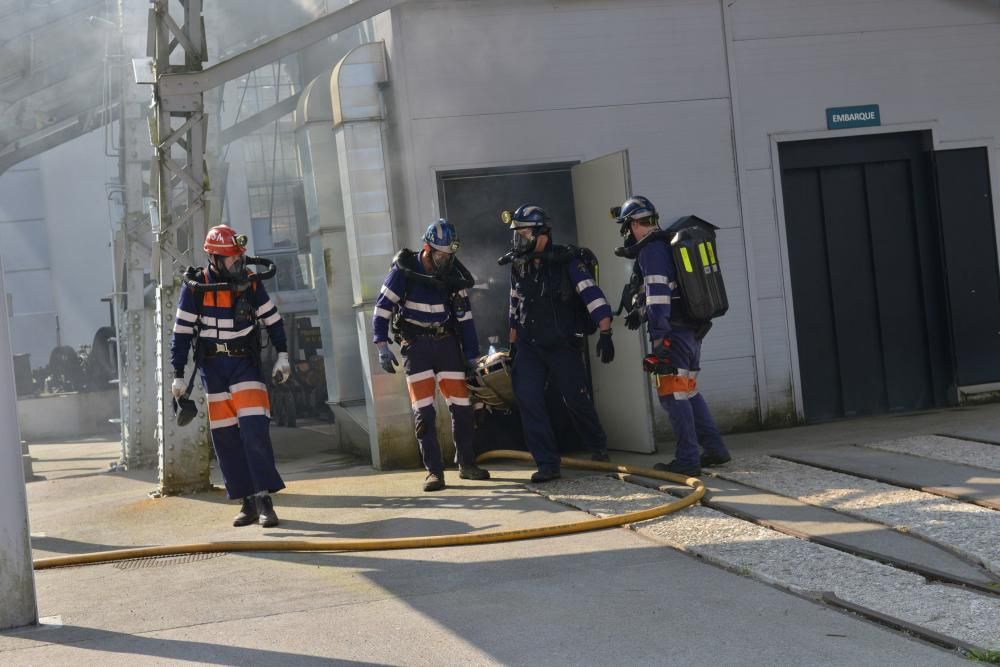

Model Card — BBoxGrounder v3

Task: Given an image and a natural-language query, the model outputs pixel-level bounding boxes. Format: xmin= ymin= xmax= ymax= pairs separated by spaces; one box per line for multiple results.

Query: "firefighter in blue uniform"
xmin=614 ymin=196 xmax=731 ymax=476
xmin=373 ymin=220 xmax=490 ymax=492
xmin=170 ymin=224 xmax=291 ymax=527
xmin=505 ymin=205 xmax=615 ymax=482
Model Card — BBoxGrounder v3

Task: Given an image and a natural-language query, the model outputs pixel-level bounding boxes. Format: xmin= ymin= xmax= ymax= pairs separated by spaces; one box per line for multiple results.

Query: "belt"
xmin=398 ymin=320 xmax=454 ymax=339
xmin=201 ymin=340 xmax=254 ymax=357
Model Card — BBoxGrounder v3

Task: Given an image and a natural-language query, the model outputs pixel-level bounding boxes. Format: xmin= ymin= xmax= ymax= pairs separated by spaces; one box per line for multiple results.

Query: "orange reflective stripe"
xmin=655 ymin=374 xmax=697 ymax=397
xmin=437 ymin=377 xmax=469 ymax=400
xmin=231 ymin=387 xmax=270 ymax=411
xmin=208 ymin=399 xmax=237 ymax=421
xmin=407 ymin=377 xmax=436 ymax=404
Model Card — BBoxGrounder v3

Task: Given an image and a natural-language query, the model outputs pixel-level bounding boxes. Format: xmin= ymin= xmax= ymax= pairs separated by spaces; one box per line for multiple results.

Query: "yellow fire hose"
xmin=33 ymin=450 xmax=703 ymax=571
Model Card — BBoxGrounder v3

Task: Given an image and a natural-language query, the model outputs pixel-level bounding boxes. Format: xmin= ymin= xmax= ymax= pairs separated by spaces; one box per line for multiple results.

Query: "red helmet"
xmin=204 ymin=225 xmax=248 ymax=256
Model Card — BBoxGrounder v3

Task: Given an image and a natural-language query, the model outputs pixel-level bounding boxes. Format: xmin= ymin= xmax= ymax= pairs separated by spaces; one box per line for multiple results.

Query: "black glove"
xmin=377 ymin=345 xmax=399 ymax=374
xmin=508 ymin=341 xmax=517 ymax=360
xmin=624 ymin=309 xmax=642 ymax=331
xmin=465 ymin=360 xmax=479 ymax=382
xmin=596 ymin=330 xmax=615 ymax=364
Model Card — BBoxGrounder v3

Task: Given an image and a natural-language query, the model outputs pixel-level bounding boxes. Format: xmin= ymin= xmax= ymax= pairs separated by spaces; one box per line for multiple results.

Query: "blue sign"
xmin=826 ymin=105 xmax=881 ymax=130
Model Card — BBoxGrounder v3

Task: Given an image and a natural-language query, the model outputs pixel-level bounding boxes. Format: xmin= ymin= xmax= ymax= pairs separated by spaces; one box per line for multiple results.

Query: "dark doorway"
xmin=934 ymin=147 xmax=1000 ymax=387
xmin=437 ymin=163 xmax=579 ymax=353
xmin=779 ymin=131 xmax=954 ymax=421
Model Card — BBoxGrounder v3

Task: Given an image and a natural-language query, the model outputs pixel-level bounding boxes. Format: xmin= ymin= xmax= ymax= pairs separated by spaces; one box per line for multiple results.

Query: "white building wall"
xmin=0 ymin=128 xmax=113 ymax=370
xmin=378 ymin=0 xmax=759 ymax=432
xmin=38 ymin=129 xmax=116 ymax=350
xmin=369 ymin=0 xmax=1000 ymax=436
xmin=726 ymin=0 xmax=1000 ymax=419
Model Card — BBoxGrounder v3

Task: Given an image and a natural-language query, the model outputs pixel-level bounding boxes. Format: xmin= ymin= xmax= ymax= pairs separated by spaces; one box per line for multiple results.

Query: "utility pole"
xmin=147 ymin=0 xmax=213 ymax=494
xmin=0 ymin=258 xmax=38 ymax=630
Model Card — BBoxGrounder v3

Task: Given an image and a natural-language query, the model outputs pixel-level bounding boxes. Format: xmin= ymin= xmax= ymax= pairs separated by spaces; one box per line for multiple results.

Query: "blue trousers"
xmin=401 ymin=335 xmax=476 ymax=476
xmin=656 ymin=328 xmax=729 ymax=468
xmin=511 ymin=340 xmax=608 ymax=473
xmin=200 ymin=355 xmax=284 ymax=499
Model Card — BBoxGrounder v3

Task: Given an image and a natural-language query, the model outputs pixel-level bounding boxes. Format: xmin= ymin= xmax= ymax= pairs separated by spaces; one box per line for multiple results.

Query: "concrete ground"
xmin=4 ymin=405 xmax=999 ymax=665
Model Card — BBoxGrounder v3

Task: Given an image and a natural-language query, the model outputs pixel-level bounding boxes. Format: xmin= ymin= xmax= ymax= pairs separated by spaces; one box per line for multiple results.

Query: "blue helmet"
xmin=423 ymin=219 xmax=461 ymax=253
xmin=616 ymin=196 xmax=658 ymax=226
xmin=509 ymin=204 xmax=551 ymax=230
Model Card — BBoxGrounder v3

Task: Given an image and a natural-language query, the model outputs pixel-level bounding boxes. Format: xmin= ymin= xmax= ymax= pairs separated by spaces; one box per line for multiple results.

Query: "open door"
xmin=572 ymin=151 xmax=655 ymax=453
xmin=934 ymin=147 xmax=1000 ymax=388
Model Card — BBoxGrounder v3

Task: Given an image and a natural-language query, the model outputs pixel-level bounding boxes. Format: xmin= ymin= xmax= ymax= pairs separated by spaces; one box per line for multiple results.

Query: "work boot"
xmin=423 ymin=472 xmax=445 ymax=492
xmin=459 ymin=464 xmax=491 ymax=480
xmin=700 ymin=452 xmax=732 ymax=468
xmin=530 ymin=469 xmax=562 ymax=483
xmin=257 ymin=494 xmax=279 ymax=528
xmin=591 ymin=450 xmax=611 ymax=462
xmin=654 ymin=460 xmax=702 ymax=477
xmin=233 ymin=497 xmax=259 ymax=527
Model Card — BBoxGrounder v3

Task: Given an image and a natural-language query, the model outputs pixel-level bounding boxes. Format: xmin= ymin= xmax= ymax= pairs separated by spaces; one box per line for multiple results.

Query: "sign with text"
xmin=826 ymin=104 xmax=881 ymax=130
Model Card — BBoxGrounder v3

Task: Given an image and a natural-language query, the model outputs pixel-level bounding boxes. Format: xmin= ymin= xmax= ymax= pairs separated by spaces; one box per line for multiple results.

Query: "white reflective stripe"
xmin=200 ymin=316 xmax=234 ymax=328
xmin=646 ymin=295 xmax=672 ymax=305
xmin=380 ymin=285 xmax=401 ymax=303
xmin=236 ymin=406 xmax=270 ymax=418
xmin=374 ymin=307 xmax=393 ymax=320
xmin=219 ymin=326 xmax=255 ymax=340
xmin=672 ymin=392 xmax=692 ymax=401
xmin=585 ymin=297 xmax=609 ymax=313
xmin=199 ymin=329 xmax=218 ymax=338
xmin=645 ymin=275 xmax=671 ymax=285
xmin=458 ymin=289 xmax=469 ymax=297
xmin=677 ymin=368 xmax=693 ymax=377
xmin=175 ymin=309 xmax=197 ymax=323
xmin=509 ymin=289 xmax=518 ymax=298
xmin=406 ymin=370 xmax=436 ymax=384
xmin=575 ymin=279 xmax=596 ymax=292
xmin=445 ymin=395 xmax=471 ymax=407
xmin=436 ymin=371 xmax=466 ymax=381
xmin=411 ymin=396 xmax=435 ymax=409
xmin=256 ymin=300 xmax=275 ymax=316
xmin=173 ymin=323 xmax=195 ymax=335
xmin=210 ymin=417 xmax=239 ymax=429
xmin=262 ymin=312 xmax=281 ymax=326
xmin=231 ymin=381 xmax=267 ymax=393
xmin=457 ymin=311 xmax=473 ymax=322
xmin=404 ymin=301 xmax=446 ymax=313
xmin=206 ymin=392 xmax=233 ymax=403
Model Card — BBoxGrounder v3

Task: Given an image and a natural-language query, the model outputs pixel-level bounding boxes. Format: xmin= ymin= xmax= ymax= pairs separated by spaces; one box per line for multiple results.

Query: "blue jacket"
xmin=509 ymin=245 xmax=611 ymax=346
xmin=171 ymin=267 xmax=287 ymax=374
xmin=372 ymin=254 xmax=479 ymax=362
xmin=636 ymin=238 xmax=679 ymax=341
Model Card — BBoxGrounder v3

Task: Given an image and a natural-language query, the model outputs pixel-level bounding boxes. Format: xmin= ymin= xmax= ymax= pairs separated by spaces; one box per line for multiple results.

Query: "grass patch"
xmin=968 ymin=648 xmax=1000 ymax=664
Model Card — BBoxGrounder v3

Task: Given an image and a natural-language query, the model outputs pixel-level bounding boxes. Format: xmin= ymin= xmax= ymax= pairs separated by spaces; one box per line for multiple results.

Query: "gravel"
xmin=715 ymin=455 xmax=1000 ymax=576
xmin=530 ymin=475 xmax=1000 ymax=651
xmin=859 ymin=435 xmax=1000 ymax=472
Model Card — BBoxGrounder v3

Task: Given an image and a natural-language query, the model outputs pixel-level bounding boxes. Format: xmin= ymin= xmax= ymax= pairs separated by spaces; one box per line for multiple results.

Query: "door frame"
xmin=769 ymin=122 xmax=1000 ymax=418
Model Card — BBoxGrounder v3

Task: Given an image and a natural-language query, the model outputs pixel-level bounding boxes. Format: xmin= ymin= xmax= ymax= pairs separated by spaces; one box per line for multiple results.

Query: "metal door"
xmin=572 ymin=151 xmax=655 ymax=453
xmin=780 ymin=131 xmax=953 ymax=421
xmin=934 ymin=147 xmax=1000 ymax=387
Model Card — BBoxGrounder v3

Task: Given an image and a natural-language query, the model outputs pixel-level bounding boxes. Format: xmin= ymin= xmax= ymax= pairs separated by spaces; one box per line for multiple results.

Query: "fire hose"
xmin=33 ymin=451 xmax=704 ymax=571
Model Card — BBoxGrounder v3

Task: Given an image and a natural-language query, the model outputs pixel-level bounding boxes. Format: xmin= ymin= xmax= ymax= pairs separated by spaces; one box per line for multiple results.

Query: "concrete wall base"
xmin=17 ymin=390 xmax=119 ymax=441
